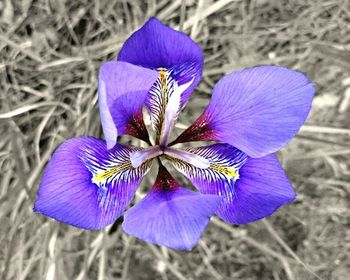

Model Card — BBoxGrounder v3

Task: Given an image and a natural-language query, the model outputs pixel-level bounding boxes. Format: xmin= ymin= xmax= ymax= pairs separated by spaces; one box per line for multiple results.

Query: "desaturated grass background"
xmin=0 ymin=0 xmax=350 ymax=279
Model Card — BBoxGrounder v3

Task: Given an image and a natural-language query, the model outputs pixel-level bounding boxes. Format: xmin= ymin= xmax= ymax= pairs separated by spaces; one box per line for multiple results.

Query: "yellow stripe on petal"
xmin=210 ymin=164 xmax=239 ymax=180
xmin=159 ymin=69 xmax=168 ymax=96
xmin=93 ymin=161 xmax=131 ymax=183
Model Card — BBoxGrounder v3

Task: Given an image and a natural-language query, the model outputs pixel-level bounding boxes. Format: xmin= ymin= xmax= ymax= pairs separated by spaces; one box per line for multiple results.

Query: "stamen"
xmin=164 ymin=147 xmax=210 ymax=169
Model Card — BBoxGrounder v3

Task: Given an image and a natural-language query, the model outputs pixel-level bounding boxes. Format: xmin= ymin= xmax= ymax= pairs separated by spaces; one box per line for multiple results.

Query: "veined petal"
xmin=98 ymin=61 xmax=158 ymax=148
xmin=122 ymin=165 xmax=220 ymax=250
xmin=172 ymin=66 xmax=315 ymax=158
xmin=169 ymin=144 xmax=295 ymax=224
xmin=146 ymin=69 xmax=194 ymax=144
xmin=164 ymin=147 xmax=210 ymax=169
xmin=130 ymin=146 xmax=162 ymax=168
xmin=34 ymin=137 xmax=152 ymax=229
xmin=219 ymin=153 xmax=296 ymax=224
xmin=169 ymin=144 xmax=248 ymax=195
xmin=118 ymin=17 xmax=203 ymax=97
xmin=118 ymin=17 xmax=203 ymax=143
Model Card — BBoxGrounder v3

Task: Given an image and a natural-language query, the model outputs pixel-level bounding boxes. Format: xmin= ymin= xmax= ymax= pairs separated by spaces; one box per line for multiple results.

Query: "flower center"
xmin=130 ymin=68 xmax=199 ymax=170
xmin=130 ymin=145 xmax=210 ymax=170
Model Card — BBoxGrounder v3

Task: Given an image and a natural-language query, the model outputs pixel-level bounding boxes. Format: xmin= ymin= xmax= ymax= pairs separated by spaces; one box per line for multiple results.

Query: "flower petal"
xmin=146 ymin=68 xmax=195 ymax=145
xmin=118 ymin=17 xmax=203 ymax=143
xmin=118 ymin=17 xmax=203 ymax=92
xmin=98 ymin=61 xmax=158 ymax=148
xmin=164 ymin=147 xmax=210 ymax=169
xmin=169 ymin=144 xmax=248 ymax=194
xmin=218 ymin=153 xmax=296 ymax=224
xmin=172 ymin=66 xmax=315 ymax=158
xmin=122 ymin=165 xmax=220 ymax=250
xmin=34 ymin=137 xmax=152 ymax=229
xmin=169 ymin=144 xmax=295 ymax=224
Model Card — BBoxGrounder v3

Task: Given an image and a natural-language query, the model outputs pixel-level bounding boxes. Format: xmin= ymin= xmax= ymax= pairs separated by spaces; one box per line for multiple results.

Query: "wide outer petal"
xmin=34 ymin=137 xmax=151 ymax=229
xmin=118 ymin=17 xmax=204 ymax=141
xmin=98 ymin=61 xmax=158 ymax=147
xmin=172 ymin=66 xmax=315 ymax=158
xmin=118 ymin=17 xmax=203 ymax=82
xmin=218 ymin=154 xmax=296 ymax=224
xmin=169 ymin=144 xmax=295 ymax=224
xmin=122 ymin=166 xmax=220 ymax=250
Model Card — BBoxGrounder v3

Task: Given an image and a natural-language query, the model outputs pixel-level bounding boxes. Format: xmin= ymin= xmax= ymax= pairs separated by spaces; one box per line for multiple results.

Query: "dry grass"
xmin=1 ymin=0 xmax=350 ymax=279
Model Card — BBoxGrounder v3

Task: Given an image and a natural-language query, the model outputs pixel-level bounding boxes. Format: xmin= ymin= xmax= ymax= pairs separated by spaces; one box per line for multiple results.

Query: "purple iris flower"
xmin=34 ymin=17 xmax=315 ymax=250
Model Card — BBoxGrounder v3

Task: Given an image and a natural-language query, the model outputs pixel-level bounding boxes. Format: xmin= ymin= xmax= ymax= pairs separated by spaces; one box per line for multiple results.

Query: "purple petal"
xmin=34 ymin=137 xmax=152 ymax=229
xmin=118 ymin=17 xmax=203 ymax=94
xmin=118 ymin=18 xmax=203 ymax=142
xmin=146 ymin=68 xmax=195 ymax=145
xmin=122 ymin=166 xmax=220 ymax=250
xmin=164 ymin=147 xmax=210 ymax=169
xmin=170 ymin=144 xmax=295 ymax=224
xmin=218 ymin=154 xmax=296 ymax=224
xmin=130 ymin=146 xmax=163 ymax=168
xmin=170 ymin=144 xmax=248 ymax=194
xmin=98 ymin=61 xmax=158 ymax=147
xmin=172 ymin=66 xmax=315 ymax=157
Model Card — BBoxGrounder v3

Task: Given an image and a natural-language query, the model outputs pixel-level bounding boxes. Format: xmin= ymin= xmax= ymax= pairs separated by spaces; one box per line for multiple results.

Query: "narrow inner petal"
xmin=130 ymin=146 xmax=162 ymax=168
xmin=147 ymin=68 xmax=175 ymax=142
xmin=159 ymin=77 xmax=194 ymax=146
xmin=146 ymin=66 xmax=196 ymax=146
xmin=164 ymin=147 xmax=210 ymax=169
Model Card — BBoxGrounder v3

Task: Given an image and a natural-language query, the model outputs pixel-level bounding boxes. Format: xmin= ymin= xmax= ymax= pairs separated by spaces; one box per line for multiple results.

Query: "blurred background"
xmin=0 ymin=0 xmax=350 ymax=279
